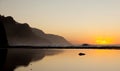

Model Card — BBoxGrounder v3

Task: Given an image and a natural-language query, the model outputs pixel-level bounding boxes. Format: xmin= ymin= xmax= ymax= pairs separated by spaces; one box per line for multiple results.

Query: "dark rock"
xmin=82 ymin=44 xmax=90 ymax=46
xmin=79 ymin=53 xmax=85 ymax=56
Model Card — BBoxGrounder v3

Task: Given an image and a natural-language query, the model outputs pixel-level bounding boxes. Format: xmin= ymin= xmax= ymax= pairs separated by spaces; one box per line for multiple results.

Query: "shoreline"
xmin=1 ymin=46 xmax=120 ymax=49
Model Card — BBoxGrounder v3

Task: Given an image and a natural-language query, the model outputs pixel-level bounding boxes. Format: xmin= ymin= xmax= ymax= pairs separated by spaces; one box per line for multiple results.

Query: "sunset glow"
xmin=94 ymin=37 xmax=113 ymax=45
xmin=96 ymin=39 xmax=109 ymax=44
xmin=1 ymin=0 xmax=120 ymax=45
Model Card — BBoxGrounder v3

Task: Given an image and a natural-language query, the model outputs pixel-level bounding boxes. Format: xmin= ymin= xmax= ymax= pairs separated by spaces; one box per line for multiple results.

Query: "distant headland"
xmin=0 ymin=15 xmax=71 ymax=46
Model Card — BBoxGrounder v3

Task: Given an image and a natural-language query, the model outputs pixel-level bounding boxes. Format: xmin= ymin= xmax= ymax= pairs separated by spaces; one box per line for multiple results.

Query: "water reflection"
xmin=3 ymin=49 xmax=63 ymax=71
xmin=15 ymin=49 xmax=120 ymax=71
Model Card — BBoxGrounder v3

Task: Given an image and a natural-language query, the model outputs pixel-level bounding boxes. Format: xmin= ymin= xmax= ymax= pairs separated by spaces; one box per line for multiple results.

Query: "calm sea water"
xmin=5 ymin=49 xmax=120 ymax=71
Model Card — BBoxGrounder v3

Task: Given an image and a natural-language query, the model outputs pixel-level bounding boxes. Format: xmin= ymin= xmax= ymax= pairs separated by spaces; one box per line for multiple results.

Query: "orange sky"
xmin=1 ymin=0 xmax=120 ymax=45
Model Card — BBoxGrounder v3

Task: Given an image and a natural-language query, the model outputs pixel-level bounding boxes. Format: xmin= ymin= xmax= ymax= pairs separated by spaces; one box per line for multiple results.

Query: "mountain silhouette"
xmin=0 ymin=15 xmax=71 ymax=46
xmin=32 ymin=28 xmax=71 ymax=46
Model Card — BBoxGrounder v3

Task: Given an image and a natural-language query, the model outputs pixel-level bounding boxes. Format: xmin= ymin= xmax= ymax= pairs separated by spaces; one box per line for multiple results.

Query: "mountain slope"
xmin=0 ymin=15 xmax=71 ymax=46
xmin=32 ymin=28 xmax=71 ymax=46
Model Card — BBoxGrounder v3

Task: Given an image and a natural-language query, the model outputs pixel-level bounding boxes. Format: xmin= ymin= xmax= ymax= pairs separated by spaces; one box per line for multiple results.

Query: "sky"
xmin=1 ymin=0 xmax=120 ymax=45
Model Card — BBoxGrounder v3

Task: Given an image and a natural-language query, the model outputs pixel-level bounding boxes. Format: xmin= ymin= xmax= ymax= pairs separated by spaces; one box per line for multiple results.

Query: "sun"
xmin=94 ymin=36 xmax=113 ymax=45
xmin=95 ymin=39 xmax=110 ymax=45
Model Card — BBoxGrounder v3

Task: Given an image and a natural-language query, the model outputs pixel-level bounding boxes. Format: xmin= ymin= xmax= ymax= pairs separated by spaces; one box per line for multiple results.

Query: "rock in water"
xmin=79 ymin=53 xmax=85 ymax=56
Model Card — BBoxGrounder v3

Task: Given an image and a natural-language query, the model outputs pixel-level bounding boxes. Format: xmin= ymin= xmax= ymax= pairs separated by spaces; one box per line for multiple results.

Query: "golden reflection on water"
xmin=88 ymin=49 xmax=120 ymax=57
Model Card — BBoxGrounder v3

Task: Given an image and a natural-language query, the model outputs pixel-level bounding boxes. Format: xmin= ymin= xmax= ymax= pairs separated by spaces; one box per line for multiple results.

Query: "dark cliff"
xmin=0 ymin=15 xmax=71 ymax=46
